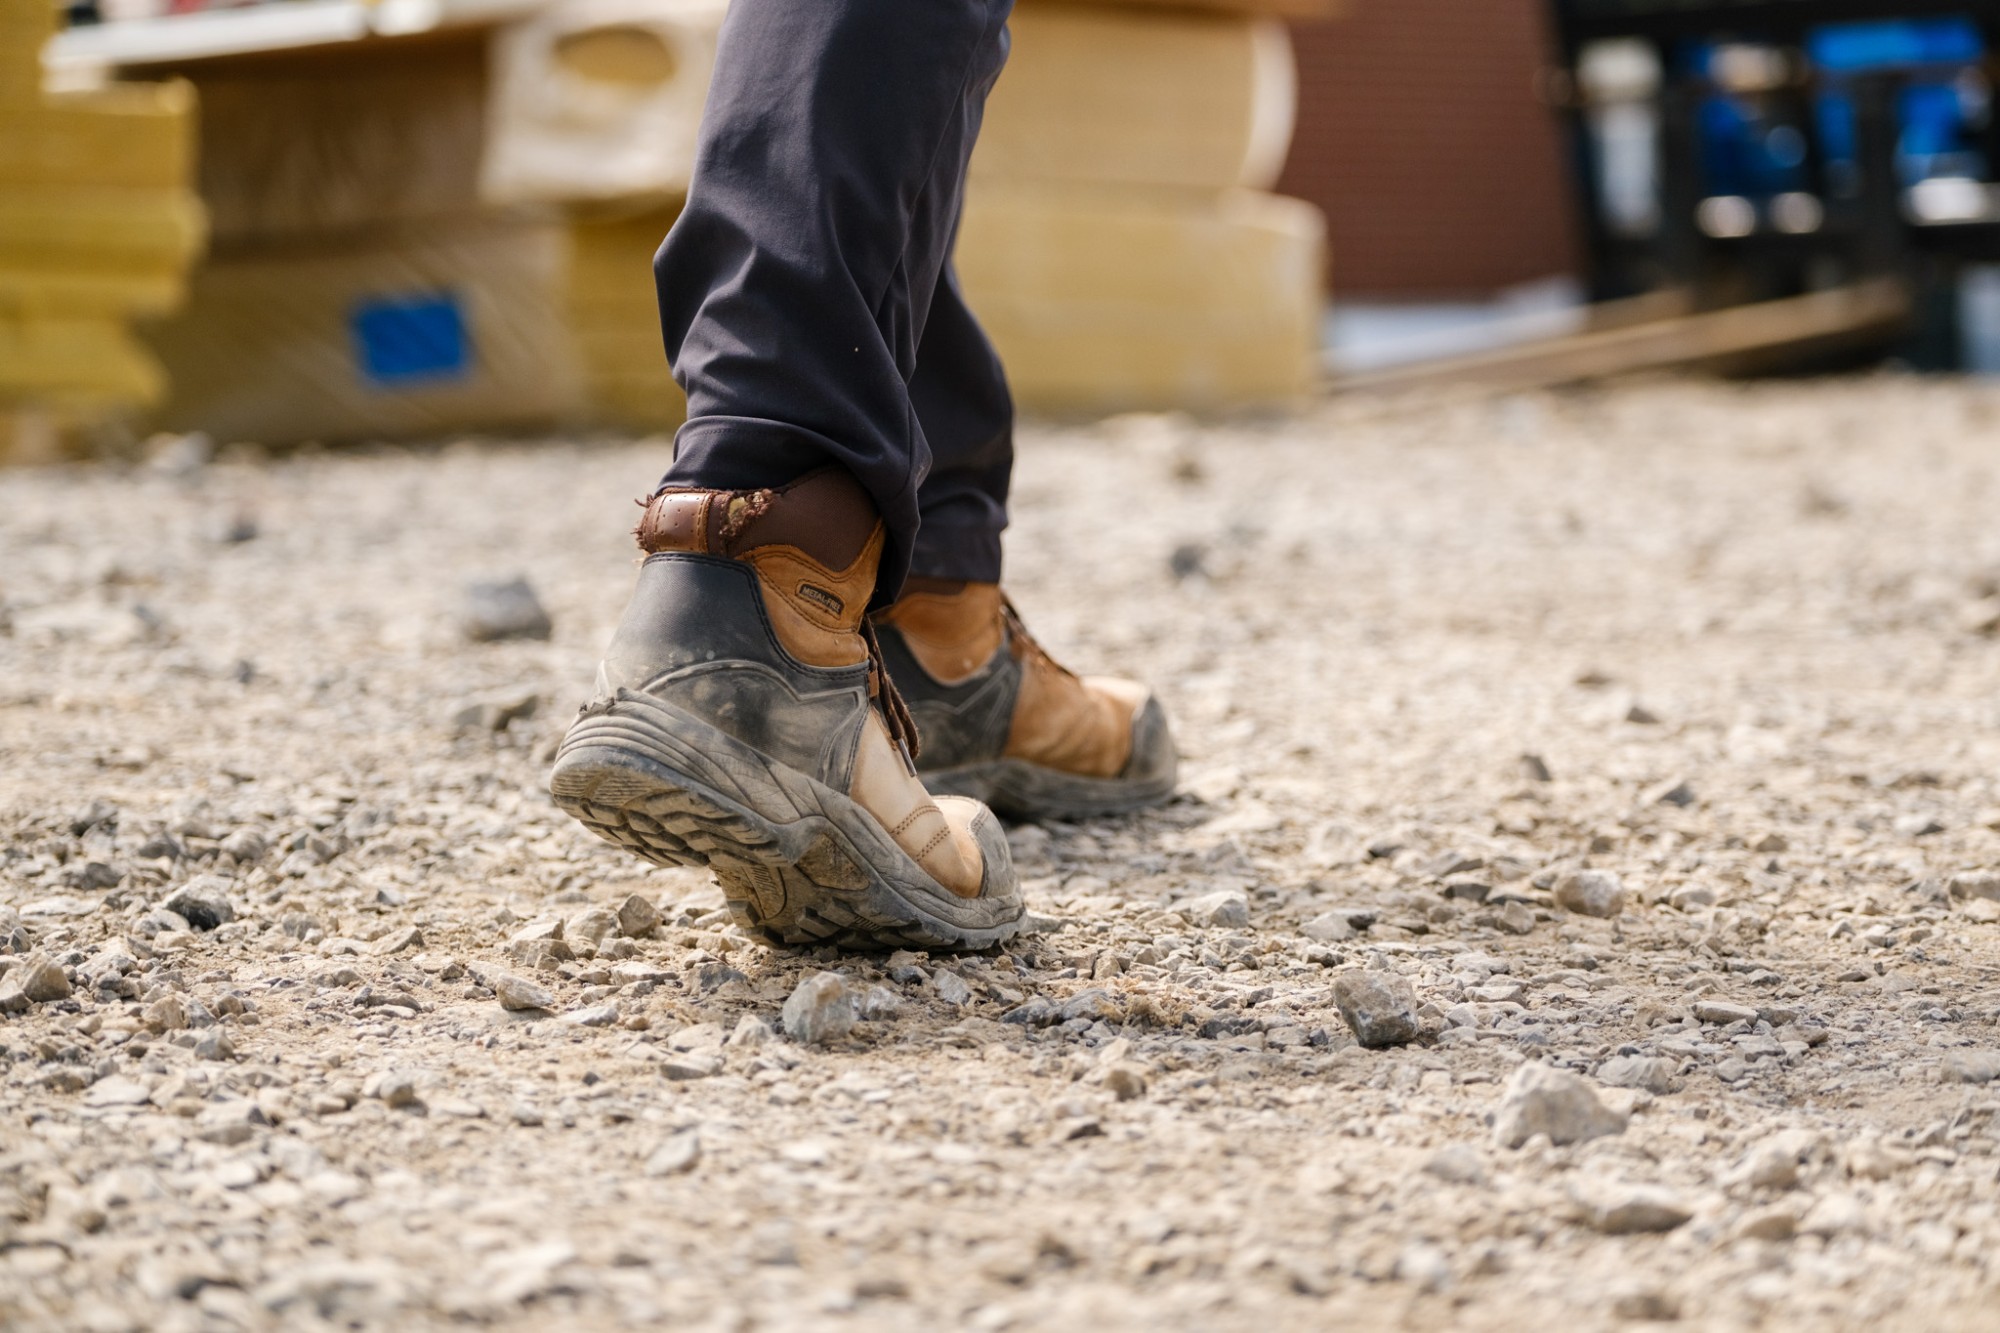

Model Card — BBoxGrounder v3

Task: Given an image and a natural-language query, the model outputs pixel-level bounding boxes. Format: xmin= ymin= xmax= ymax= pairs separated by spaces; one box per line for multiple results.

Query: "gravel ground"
xmin=5 ymin=376 xmax=2000 ymax=1331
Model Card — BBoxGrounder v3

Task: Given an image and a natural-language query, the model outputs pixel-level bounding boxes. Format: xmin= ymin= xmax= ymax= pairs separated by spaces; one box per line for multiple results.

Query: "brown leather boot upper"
xmin=876 ymin=580 xmax=1141 ymax=779
xmin=634 ymin=469 xmax=995 ymax=898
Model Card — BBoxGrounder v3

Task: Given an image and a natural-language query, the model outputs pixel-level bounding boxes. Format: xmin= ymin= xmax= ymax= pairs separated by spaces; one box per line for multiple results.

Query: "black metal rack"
xmin=1548 ymin=0 xmax=2000 ymax=365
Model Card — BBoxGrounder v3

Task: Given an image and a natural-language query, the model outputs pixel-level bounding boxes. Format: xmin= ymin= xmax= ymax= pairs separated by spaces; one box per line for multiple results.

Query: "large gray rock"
xmin=1331 ymin=968 xmax=1421 ymax=1049
xmin=219 ymin=828 xmax=267 ymax=864
xmin=1058 ymin=988 xmax=1125 ymax=1024
xmin=782 ymin=972 xmax=855 ymax=1045
xmin=1491 ymin=1062 xmax=1627 ymax=1149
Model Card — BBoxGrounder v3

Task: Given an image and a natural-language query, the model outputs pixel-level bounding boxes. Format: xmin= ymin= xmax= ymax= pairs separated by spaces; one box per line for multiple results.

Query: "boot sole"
xmin=919 ymin=761 xmax=1175 ymax=820
xmin=549 ymin=691 xmax=1024 ymax=951
xmin=921 ymin=694 xmax=1178 ymax=820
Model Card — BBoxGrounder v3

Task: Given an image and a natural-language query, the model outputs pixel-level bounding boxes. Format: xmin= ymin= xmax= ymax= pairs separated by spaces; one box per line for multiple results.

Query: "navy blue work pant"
xmin=653 ymin=0 xmax=1017 ymax=599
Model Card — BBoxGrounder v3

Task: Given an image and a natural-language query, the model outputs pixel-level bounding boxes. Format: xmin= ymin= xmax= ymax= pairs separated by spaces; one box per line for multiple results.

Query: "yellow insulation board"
xmin=0 ymin=259 xmax=187 ymax=317
xmin=0 ymin=314 xmax=164 ymax=405
xmin=1018 ymin=0 xmax=1343 ymax=17
xmin=0 ymin=0 xmax=200 ymax=424
xmin=566 ymin=205 xmax=685 ymax=431
xmin=975 ymin=6 xmax=1295 ymax=195
xmin=0 ymin=83 xmax=197 ymax=191
xmin=0 ymin=187 xmax=206 ymax=269
xmin=956 ymin=185 xmax=1325 ymax=412
xmin=2 ymin=1 xmax=49 ymax=106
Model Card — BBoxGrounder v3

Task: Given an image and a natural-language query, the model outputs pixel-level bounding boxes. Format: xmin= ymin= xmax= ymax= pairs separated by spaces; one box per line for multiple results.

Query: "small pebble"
xmin=646 ymin=1132 xmax=702 ymax=1176
xmin=1331 ymin=968 xmax=1421 ymax=1049
xmin=1492 ymin=1062 xmax=1626 ymax=1149
xmin=460 ymin=576 xmax=553 ymax=642
xmin=781 ymin=972 xmax=855 ymax=1046
xmin=494 ymin=973 xmax=556 ymax=1013
xmin=1554 ymin=870 xmax=1626 ymax=919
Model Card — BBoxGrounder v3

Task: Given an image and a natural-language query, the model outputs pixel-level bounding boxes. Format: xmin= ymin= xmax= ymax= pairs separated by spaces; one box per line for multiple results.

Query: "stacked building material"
xmin=0 ymin=0 xmax=203 ymax=456
xmin=89 ymin=6 xmax=684 ymax=445
xmin=64 ymin=0 xmax=1333 ymax=443
xmin=961 ymin=0 xmax=1327 ymax=412
xmin=483 ymin=0 xmax=1332 ymax=415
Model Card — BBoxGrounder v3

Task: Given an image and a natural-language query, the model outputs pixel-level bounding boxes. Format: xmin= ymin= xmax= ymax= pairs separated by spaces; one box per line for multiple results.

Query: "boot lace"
xmin=1001 ymin=594 xmax=1079 ymax=683
xmin=862 ymin=619 xmax=922 ymax=764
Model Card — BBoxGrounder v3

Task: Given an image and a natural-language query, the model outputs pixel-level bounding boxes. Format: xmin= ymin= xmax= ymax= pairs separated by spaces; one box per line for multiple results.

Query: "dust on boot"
xmin=550 ymin=468 xmax=1023 ymax=951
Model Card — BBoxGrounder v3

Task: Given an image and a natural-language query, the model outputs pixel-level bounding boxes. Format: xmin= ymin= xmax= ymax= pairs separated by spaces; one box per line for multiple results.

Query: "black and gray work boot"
xmin=871 ymin=581 xmax=1176 ymax=819
xmin=550 ymin=468 xmax=1022 ymax=951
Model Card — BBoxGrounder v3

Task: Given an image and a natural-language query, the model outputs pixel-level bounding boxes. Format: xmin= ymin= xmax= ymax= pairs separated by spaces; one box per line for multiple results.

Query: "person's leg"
xmin=653 ymin=0 xmax=1013 ymax=600
xmin=906 ymin=262 xmax=1014 ymax=584
xmin=551 ymin=0 xmax=1024 ymax=952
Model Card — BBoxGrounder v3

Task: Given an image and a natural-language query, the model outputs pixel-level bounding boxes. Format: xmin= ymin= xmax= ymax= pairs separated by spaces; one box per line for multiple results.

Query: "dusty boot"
xmin=549 ymin=468 xmax=1022 ymax=951
xmin=871 ymin=581 xmax=1175 ymax=818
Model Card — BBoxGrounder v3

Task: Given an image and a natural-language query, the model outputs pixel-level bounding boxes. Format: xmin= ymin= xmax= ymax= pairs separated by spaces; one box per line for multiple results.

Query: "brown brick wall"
xmin=1279 ymin=0 xmax=1582 ymax=297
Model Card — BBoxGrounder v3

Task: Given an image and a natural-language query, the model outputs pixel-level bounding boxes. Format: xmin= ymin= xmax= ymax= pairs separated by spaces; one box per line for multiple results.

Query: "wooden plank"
xmin=194 ymin=42 xmax=486 ymax=244
xmin=143 ymin=218 xmax=584 ymax=443
xmin=1332 ymin=280 xmax=1914 ymax=395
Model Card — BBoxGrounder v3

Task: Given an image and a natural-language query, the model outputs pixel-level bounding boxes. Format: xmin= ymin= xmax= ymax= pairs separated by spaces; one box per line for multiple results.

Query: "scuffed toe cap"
xmin=1119 ymin=690 xmax=1177 ymax=787
xmin=935 ymin=795 xmax=1021 ymax=905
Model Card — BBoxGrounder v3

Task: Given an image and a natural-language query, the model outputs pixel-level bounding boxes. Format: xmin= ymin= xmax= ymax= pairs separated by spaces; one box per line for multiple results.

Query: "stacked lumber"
xmin=955 ymin=187 xmax=1323 ymax=410
xmin=77 ymin=0 xmax=1334 ymax=441
xmin=960 ymin=0 xmax=1327 ymax=411
xmin=0 ymin=0 xmax=203 ymax=454
xmin=480 ymin=0 xmax=1331 ymax=414
xmin=135 ymin=32 xmax=686 ymax=443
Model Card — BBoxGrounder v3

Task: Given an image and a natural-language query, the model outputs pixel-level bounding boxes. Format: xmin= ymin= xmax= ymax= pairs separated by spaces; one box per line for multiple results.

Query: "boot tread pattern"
xmin=550 ymin=699 xmax=1023 ymax=951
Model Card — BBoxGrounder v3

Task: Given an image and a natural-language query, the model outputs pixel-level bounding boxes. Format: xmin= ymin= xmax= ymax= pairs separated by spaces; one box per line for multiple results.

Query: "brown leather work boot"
xmin=549 ymin=468 xmax=1022 ymax=950
xmin=871 ymin=581 xmax=1176 ymax=819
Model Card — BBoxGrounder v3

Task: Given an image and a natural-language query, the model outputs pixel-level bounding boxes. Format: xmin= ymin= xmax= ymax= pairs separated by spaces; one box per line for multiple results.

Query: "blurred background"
xmin=7 ymin=0 xmax=2000 ymax=459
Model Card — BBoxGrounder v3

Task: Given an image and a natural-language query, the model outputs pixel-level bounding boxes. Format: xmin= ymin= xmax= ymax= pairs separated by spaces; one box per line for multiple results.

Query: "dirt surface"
xmin=5 ymin=376 xmax=2000 ymax=1332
